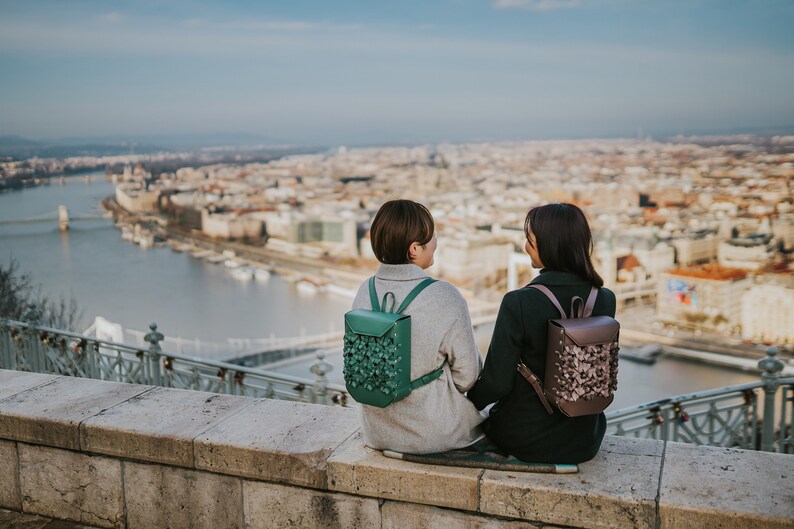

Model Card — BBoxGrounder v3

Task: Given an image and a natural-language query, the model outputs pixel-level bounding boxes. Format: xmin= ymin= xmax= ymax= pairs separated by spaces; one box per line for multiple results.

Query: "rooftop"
xmin=666 ymin=264 xmax=748 ymax=281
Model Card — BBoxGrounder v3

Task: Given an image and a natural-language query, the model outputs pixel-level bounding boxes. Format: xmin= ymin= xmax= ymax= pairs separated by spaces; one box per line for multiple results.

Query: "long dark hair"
xmin=524 ymin=203 xmax=604 ymax=287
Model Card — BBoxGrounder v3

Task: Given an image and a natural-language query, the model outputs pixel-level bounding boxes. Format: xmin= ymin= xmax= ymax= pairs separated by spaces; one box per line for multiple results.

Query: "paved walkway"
xmin=0 ymin=509 xmax=101 ymax=529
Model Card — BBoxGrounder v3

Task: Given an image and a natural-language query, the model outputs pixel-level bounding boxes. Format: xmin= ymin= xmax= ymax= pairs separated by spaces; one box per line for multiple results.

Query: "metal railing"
xmin=2 ymin=318 xmax=792 ymax=453
xmin=606 ymin=346 xmax=793 ymax=453
xmin=0 ymin=319 xmax=350 ymax=407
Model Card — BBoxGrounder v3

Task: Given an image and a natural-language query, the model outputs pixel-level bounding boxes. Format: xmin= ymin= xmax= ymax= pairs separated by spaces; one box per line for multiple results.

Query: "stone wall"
xmin=0 ymin=369 xmax=791 ymax=529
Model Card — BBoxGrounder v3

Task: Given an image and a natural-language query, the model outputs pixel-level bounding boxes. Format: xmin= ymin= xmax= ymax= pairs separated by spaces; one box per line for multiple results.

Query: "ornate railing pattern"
xmin=606 ymin=346 xmax=792 ymax=453
xmin=0 ymin=319 xmax=349 ymax=407
xmin=605 ymin=384 xmax=761 ymax=447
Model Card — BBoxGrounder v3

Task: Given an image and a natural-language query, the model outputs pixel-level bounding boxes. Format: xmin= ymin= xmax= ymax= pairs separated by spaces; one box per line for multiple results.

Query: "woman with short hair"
xmin=467 ymin=203 xmax=616 ymax=464
xmin=351 ymin=199 xmax=484 ymax=454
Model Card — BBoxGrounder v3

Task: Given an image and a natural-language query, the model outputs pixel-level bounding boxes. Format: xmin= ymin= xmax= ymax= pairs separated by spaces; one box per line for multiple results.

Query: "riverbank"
xmin=0 ymin=169 xmax=104 ymax=193
xmin=101 ymin=196 xmax=374 ymax=292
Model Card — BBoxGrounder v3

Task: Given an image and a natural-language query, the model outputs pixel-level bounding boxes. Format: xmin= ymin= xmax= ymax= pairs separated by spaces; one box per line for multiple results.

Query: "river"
xmin=0 ymin=173 xmax=759 ymax=408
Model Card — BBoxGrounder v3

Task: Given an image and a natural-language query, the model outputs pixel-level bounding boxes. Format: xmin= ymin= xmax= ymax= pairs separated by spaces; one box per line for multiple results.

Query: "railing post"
xmin=144 ymin=322 xmax=164 ymax=387
xmin=310 ymin=351 xmax=333 ymax=405
xmin=86 ymin=339 xmax=99 ymax=379
xmin=0 ymin=321 xmax=10 ymax=369
xmin=24 ymin=308 xmax=44 ymax=373
xmin=758 ymin=345 xmax=785 ymax=452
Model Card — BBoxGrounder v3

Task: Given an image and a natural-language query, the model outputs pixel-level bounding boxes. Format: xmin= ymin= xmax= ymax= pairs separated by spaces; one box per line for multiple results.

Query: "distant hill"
xmin=0 ymin=138 xmax=166 ymax=159
xmin=0 ymin=135 xmax=45 ymax=149
xmin=0 ymin=132 xmax=296 ymax=159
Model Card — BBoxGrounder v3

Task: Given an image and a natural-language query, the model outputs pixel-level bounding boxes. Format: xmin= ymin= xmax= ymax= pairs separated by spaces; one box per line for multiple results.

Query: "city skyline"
xmin=1 ymin=0 xmax=793 ymax=145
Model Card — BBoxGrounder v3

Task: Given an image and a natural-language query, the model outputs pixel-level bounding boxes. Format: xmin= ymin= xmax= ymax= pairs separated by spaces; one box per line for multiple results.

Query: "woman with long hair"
xmin=467 ymin=203 xmax=616 ymax=464
xmin=350 ymin=199 xmax=484 ymax=453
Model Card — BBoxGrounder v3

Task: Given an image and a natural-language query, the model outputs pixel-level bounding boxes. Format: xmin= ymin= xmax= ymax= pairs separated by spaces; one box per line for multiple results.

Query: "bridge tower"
xmin=58 ymin=205 xmax=69 ymax=232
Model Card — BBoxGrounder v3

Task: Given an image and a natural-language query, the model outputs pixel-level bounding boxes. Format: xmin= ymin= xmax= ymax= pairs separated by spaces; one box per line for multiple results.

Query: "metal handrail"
xmin=605 ymin=357 xmax=793 ymax=453
xmin=606 ymin=381 xmax=770 ymax=419
xmin=0 ymin=319 xmax=348 ymax=406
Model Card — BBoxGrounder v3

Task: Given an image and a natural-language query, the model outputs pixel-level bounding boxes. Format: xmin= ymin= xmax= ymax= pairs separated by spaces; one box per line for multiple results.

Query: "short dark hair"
xmin=370 ymin=200 xmax=435 ymax=265
xmin=524 ymin=203 xmax=604 ymax=287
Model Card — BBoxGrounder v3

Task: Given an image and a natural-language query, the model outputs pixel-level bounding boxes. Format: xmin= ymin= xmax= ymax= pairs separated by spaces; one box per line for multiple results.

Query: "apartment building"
xmin=657 ymin=265 xmax=751 ymax=332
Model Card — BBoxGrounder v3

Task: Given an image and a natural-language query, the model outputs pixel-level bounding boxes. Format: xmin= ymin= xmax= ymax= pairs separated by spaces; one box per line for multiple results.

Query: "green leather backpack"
xmin=343 ymin=277 xmax=444 ymax=408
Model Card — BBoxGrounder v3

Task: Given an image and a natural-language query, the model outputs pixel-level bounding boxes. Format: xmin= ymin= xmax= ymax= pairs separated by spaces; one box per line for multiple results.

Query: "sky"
xmin=1 ymin=0 xmax=793 ymax=145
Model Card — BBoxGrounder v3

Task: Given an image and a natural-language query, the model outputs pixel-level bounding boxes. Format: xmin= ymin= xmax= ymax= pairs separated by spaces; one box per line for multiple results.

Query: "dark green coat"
xmin=467 ymin=270 xmax=617 ymax=464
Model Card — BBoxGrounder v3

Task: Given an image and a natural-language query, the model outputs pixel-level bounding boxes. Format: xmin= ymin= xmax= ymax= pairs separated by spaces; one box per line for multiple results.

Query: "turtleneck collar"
xmin=374 ymin=263 xmax=431 ymax=281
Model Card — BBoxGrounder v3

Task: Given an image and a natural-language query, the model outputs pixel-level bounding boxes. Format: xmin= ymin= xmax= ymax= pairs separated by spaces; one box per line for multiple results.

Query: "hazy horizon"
xmin=2 ymin=0 xmax=793 ymax=146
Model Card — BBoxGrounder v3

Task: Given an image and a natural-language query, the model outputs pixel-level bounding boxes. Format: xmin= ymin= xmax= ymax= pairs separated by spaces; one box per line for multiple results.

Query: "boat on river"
xmin=254 ymin=268 xmax=271 ymax=282
xmin=230 ymin=266 xmax=254 ymax=281
xmin=619 ymin=344 xmax=662 ymax=365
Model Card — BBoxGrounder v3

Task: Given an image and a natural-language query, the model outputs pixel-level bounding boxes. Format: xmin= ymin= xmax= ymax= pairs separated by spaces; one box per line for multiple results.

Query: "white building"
xmin=718 ymin=235 xmax=775 ymax=271
xmin=742 ymin=282 xmax=794 ymax=345
xmin=594 ymin=236 xmax=673 ymax=292
xmin=670 ymin=232 xmax=721 ymax=266
xmin=115 ymin=184 xmax=159 ymax=213
xmin=201 ymin=209 xmax=263 ymax=240
xmin=657 ymin=266 xmax=751 ymax=332
xmin=285 ymin=215 xmax=358 ymax=257
xmin=435 ymin=234 xmax=514 ymax=285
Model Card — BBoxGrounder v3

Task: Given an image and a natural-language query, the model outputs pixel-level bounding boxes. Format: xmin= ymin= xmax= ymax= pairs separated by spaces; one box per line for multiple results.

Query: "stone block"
xmin=326 ymin=433 xmax=482 ymax=512
xmin=80 ymin=387 xmax=255 ymax=466
xmin=0 ymin=439 xmax=20 ymax=510
xmin=123 ymin=461 xmax=242 ymax=529
xmin=0 ymin=376 xmax=150 ymax=449
xmin=659 ymin=442 xmax=794 ymax=529
xmin=195 ymin=399 xmax=360 ymax=488
xmin=244 ymin=480 xmax=381 ymax=529
xmin=382 ymin=501 xmax=541 ymax=528
xmin=0 ymin=508 xmax=51 ymax=529
xmin=0 ymin=370 xmax=57 ymax=400
xmin=479 ymin=436 xmax=664 ymax=529
xmin=18 ymin=444 xmax=124 ymax=529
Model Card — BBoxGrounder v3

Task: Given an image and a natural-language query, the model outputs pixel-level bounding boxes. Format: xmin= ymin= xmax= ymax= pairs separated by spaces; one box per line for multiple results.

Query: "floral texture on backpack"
xmin=343 ymin=333 xmax=404 ymax=395
xmin=553 ymin=342 xmax=619 ymax=402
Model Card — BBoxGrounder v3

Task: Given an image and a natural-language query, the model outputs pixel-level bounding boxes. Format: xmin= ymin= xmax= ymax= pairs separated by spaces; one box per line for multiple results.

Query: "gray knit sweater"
xmin=351 ymin=263 xmax=485 ymax=454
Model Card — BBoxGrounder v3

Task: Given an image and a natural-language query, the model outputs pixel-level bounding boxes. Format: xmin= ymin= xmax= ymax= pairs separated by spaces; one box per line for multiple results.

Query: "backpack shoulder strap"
xmin=368 ymin=277 xmax=379 ymax=311
xmin=410 ymin=361 xmax=446 ymax=389
xmin=396 ymin=278 xmax=437 ymax=314
xmin=517 ymin=362 xmax=554 ymax=414
xmin=527 ymin=284 xmax=567 ymax=319
xmin=392 ymin=360 xmax=446 ymax=401
xmin=583 ymin=286 xmax=599 ymax=317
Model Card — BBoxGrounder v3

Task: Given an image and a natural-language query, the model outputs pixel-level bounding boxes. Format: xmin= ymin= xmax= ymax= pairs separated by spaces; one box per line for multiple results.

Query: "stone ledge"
xmin=80 ymin=386 xmax=256 ymax=467
xmin=0 ymin=374 xmax=150 ymax=450
xmin=194 ymin=398 xmax=361 ymax=488
xmin=1 ymin=369 xmax=792 ymax=529
xmin=479 ymin=436 xmax=664 ymax=529
xmin=659 ymin=442 xmax=794 ymax=529
xmin=327 ymin=431 xmax=483 ymax=511
xmin=0 ymin=370 xmax=55 ymax=400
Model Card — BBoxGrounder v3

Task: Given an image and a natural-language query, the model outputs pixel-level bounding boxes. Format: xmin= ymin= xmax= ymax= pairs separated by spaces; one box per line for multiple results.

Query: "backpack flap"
xmin=549 ymin=315 xmax=619 ymax=346
xmin=345 ymin=309 xmax=409 ymax=338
